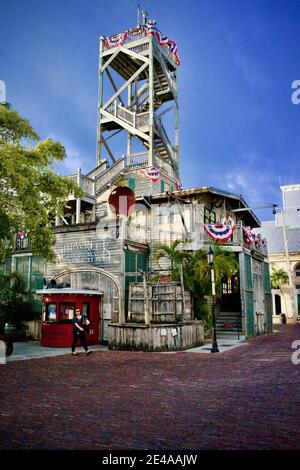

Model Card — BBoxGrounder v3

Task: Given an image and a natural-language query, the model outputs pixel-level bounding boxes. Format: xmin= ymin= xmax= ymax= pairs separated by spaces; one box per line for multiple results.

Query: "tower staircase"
xmin=97 ymin=20 xmax=180 ymax=191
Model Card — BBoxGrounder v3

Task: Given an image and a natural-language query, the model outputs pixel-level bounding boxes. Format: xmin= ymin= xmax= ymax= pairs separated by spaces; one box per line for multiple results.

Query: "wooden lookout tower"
xmin=96 ymin=14 xmax=181 ymax=197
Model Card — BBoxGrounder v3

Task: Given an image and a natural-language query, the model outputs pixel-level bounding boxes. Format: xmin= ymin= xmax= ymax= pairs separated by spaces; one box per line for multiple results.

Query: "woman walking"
xmin=71 ymin=309 xmax=92 ymax=355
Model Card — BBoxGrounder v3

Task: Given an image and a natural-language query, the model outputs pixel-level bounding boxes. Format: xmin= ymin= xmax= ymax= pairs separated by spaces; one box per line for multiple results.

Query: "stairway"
xmin=95 ymin=158 xmax=126 ymax=196
xmin=215 ymin=312 xmax=244 ymax=340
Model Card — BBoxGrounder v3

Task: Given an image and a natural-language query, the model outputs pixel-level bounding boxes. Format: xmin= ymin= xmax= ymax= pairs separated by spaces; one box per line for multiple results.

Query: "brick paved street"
xmin=0 ymin=325 xmax=300 ymax=450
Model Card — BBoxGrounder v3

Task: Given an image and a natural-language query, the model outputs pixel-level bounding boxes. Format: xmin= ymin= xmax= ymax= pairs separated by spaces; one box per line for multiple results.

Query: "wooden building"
xmin=6 ymin=16 xmax=272 ymax=349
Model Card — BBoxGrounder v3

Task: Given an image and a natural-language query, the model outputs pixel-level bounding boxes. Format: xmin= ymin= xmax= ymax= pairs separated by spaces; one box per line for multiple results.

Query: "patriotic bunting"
xmin=101 ymin=32 xmax=127 ymax=48
xmin=204 ymin=224 xmax=235 ymax=242
xmin=141 ymin=166 xmax=161 ymax=182
xmin=242 ymin=227 xmax=254 ymax=245
xmin=255 ymin=234 xmax=261 ymax=248
xmin=17 ymin=231 xmax=28 ymax=240
xmin=144 ymin=22 xmax=180 ymax=65
xmin=101 ymin=22 xmax=180 ymax=66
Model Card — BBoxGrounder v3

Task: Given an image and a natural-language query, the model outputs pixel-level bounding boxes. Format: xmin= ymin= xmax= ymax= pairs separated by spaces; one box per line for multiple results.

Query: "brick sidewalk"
xmin=0 ymin=325 xmax=299 ymax=450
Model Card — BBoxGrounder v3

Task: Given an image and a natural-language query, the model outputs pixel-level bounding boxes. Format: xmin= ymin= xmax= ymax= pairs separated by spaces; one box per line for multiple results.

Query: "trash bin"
xmin=280 ymin=313 xmax=287 ymax=324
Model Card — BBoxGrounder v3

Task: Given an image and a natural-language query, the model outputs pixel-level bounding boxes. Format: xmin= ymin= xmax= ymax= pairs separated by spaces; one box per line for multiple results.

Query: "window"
xmin=46 ymin=303 xmax=57 ymax=322
xmin=295 ymin=270 xmax=300 ymax=277
xmin=295 ymin=284 xmax=300 ymax=290
xmin=30 ymin=257 xmax=44 ymax=290
xmin=59 ymin=302 xmax=75 ymax=321
xmin=16 ymin=256 xmax=29 ymax=284
xmin=204 ymin=207 xmax=216 ymax=224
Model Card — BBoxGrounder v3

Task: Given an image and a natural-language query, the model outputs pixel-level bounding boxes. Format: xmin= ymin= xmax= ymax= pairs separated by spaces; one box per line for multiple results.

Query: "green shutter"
xmin=170 ymin=185 xmax=174 ymax=192
xmin=263 ymin=262 xmax=271 ymax=293
xmin=16 ymin=256 xmax=29 ymax=284
xmin=244 ymin=254 xmax=255 ymax=337
xmin=125 ymin=251 xmax=136 ymax=272
xmin=263 ymin=262 xmax=273 ymax=332
xmin=128 ymin=176 xmax=135 ymax=192
xmin=30 ymin=257 xmax=45 ymax=291
xmin=137 ymin=253 xmax=148 ymax=272
xmin=161 ymin=180 xmax=165 ymax=192
xmin=125 ymin=251 xmax=148 ymax=273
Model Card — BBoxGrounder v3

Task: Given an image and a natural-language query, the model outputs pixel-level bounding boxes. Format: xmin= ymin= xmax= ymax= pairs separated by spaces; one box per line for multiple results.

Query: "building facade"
xmin=258 ymin=184 xmax=300 ymax=323
xmin=2 ymin=18 xmax=273 ymax=347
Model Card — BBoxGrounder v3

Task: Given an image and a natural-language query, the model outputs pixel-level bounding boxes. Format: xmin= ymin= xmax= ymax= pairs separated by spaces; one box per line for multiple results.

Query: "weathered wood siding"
xmin=108 ymin=321 xmax=204 ymax=351
xmin=128 ymin=282 xmax=193 ymax=323
xmin=45 ymin=225 xmax=123 ymax=323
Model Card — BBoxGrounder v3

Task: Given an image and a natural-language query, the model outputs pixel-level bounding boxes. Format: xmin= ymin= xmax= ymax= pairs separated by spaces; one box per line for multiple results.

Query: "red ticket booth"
xmin=37 ymin=289 xmax=103 ymax=347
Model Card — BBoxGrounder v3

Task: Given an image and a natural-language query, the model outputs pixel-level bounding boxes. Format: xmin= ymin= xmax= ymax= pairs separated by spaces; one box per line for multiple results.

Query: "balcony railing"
xmin=66 ymin=172 xmax=95 ymax=198
xmin=151 ymin=223 xmax=268 ymax=257
xmin=101 ymin=28 xmax=177 ymax=67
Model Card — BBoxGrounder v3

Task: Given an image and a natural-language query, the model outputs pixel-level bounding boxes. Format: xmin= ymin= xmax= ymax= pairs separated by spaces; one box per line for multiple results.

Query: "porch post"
xmin=76 ymin=168 xmax=81 ymax=224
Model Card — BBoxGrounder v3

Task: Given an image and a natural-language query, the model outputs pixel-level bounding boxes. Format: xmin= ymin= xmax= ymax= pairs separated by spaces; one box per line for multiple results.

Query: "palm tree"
xmin=153 ymin=240 xmax=239 ymax=325
xmin=271 ymin=267 xmax=289 ymax=313
xmin=153 ymin=240 xmax=189 ymax=279
xmin=210 ymin=242 xmax=239 ymax=298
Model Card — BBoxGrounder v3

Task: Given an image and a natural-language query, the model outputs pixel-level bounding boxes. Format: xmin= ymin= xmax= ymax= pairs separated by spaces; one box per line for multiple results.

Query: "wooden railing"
xmin=95 ymin=158 xmax=126 ymax=194
xmin=106 ymin=101 xmax=150 ymax=130
xmin=181 ymin=224 xmax=268 ymax=257
xmin=126 ymin=152 xmax=148 ymax=168
xmin=101 ymin=29 xmax=177 ymax=67
xmin=66 ymin=173 xmax=95 ymax=197
xmin=154 ymin=115 xmax=175 ymax=160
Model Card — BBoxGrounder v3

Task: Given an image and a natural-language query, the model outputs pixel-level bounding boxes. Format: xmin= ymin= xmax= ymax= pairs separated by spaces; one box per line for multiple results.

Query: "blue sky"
xmin=1 ymin=0 xmax=300 ymax=220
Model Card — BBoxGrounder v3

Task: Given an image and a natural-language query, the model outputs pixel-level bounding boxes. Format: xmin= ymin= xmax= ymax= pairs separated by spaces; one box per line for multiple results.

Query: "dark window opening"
xmin=275 ymin=294 xmax=281 ymax=315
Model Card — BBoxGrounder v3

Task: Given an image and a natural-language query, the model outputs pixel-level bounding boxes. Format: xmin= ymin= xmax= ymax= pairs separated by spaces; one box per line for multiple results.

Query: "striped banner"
xmin=101 ymin=23 xmax=180 ymax=65
xmin=204 ymin=224 xmax=235 ymax=242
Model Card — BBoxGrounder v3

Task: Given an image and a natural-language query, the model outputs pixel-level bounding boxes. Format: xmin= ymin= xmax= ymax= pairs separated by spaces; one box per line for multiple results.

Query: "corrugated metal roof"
xmin=257 ymin=221 xmax=300 ymax=254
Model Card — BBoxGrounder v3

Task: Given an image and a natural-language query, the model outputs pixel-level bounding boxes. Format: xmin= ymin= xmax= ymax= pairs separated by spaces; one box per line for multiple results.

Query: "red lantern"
xmin=108 ymin=186 xmax=136 ymax=216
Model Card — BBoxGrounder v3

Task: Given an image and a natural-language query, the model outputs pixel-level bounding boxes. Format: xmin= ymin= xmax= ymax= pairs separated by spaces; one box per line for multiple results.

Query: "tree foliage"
xmin=271 ymin=267 xmax=289 ymax=313
xmin=271 ymin=267 xmax=289 ymax=289
xmin=0 ymin=105 xmax=81 ymax=261
xmin=0 ymin=271 xmax=37 ymax=331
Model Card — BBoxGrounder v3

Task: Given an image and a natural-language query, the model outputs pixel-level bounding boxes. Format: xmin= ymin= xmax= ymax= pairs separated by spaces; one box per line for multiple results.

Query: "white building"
xmin=258 ymin=184 xmax=300 ymax=323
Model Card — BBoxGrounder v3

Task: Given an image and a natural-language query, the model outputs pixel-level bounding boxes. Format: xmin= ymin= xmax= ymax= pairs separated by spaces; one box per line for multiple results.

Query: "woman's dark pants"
xmin=72 ymin=331 xmax=88 ymax=352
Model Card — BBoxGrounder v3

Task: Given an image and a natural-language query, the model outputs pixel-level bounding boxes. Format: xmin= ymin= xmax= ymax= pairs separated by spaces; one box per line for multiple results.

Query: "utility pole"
xmin=281 ymin=209 xmax=297 ymax=323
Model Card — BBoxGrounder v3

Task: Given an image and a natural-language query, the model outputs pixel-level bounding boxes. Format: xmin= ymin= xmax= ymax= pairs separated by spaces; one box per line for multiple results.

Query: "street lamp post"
xmin=207 ymin=246 xmax=219 ymax=353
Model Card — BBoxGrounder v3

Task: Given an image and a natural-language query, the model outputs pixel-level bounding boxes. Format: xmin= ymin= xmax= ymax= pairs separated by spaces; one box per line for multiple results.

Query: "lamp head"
xmin=207 ymin=246 xmax=214 ymax=266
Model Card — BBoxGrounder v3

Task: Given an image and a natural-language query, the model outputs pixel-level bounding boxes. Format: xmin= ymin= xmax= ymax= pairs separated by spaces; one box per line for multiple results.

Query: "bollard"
xmin=0 ymin=340 xmax=6 ymax=365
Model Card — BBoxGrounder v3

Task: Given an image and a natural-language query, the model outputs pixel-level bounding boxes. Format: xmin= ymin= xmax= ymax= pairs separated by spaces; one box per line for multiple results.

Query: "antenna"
xmin=142 ymin=10 xmax=149 ymax=25
xmin=137 ymin=3 xmax=140 ymax=27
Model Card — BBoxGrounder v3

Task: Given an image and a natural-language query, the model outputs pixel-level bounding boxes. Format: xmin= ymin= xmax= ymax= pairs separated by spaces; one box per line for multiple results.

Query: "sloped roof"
xmin=150 ymin=186 xmax=261 ymax=227
xmin=258 ymin=221 xmax=300 ymax=254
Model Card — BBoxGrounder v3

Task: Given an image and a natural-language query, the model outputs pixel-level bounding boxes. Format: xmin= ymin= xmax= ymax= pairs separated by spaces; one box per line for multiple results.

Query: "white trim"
xmin=36 ymin=288 xmax=103 ymax=296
